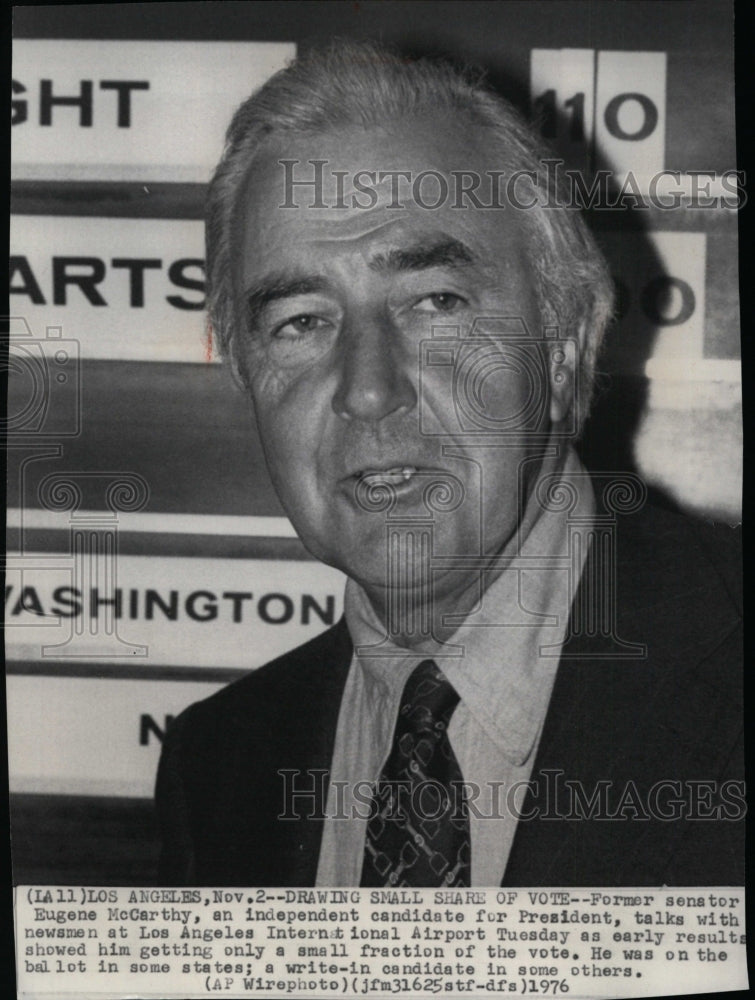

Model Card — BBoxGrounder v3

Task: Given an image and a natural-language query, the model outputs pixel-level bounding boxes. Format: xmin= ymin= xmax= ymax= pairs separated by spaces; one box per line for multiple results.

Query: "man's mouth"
xmin=356 ymin=466 xmax=419 ymax=484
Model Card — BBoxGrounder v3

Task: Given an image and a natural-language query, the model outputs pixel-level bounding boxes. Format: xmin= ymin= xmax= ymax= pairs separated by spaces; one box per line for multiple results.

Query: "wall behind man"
xmin=8 ymin=0 xmax=741 ymax=884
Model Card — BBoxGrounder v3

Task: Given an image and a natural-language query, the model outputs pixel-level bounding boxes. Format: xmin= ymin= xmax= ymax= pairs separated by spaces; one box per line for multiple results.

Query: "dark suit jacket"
xmin=156 ymin=503 xmax=743 ymax=886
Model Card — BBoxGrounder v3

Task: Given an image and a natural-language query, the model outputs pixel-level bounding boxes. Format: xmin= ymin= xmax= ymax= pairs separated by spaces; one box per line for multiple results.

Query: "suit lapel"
xmin=256 ymin=617 xmax=354 ymax=884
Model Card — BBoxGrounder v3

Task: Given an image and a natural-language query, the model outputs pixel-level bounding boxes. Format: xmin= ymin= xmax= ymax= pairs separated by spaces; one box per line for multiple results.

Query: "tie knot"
xmin=399 ymin=659 xmax=460 ymax=733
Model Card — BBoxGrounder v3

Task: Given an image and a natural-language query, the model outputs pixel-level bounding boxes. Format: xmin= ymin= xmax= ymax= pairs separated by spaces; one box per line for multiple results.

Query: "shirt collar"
xmin=343 ymin=578 xmax=425 ymax=698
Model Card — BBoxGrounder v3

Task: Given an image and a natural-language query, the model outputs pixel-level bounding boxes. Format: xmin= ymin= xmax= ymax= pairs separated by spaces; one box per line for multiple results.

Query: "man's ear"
xmin=548 ymin=334 xmax=579 ymax=425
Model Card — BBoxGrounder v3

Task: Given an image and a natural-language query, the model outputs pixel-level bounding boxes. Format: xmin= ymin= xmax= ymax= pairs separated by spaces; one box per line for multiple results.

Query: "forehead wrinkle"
xmin=306 ymin=220 xmax=481 ymax=270
xmin=304 ymin=212 xmax=414 ymax=245
xmin=368 ymin=238 xmax=477 ymax=274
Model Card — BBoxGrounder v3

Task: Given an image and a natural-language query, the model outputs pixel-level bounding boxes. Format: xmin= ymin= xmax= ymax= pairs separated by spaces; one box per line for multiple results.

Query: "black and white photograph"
xmin=7 ymin=2 xmax=745 ymax=997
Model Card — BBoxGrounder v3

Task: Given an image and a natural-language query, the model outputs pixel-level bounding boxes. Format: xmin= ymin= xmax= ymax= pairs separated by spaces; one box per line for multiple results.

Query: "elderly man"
xmin=156 ymin=42 xmax=742 ymax=887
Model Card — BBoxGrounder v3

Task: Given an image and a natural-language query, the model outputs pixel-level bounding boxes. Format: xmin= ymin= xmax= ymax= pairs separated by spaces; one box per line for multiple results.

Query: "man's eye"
xmin=415 ymin=292 xmax=466 ymax=313
xmin=274 ymin=314 xmax=329 ymax=338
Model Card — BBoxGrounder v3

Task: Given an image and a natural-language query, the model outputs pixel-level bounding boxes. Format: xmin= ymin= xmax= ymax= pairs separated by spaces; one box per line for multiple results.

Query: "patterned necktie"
xmin=361 ymin=659 xmax=471 ymax=886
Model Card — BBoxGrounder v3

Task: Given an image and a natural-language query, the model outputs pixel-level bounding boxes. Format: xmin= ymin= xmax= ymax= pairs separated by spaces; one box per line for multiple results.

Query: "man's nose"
xmin=331 ymin=313 xmax=417 ymax=422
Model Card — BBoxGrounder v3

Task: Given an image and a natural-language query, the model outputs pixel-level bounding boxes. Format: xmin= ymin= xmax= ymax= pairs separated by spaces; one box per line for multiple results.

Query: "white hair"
xmin=206 ymin=39 xmax=614 ymax=429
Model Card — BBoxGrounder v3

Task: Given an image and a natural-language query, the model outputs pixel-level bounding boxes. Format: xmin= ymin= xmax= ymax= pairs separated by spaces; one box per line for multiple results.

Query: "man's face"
xmin=235 ymin=116 xmax=572 ymax=600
